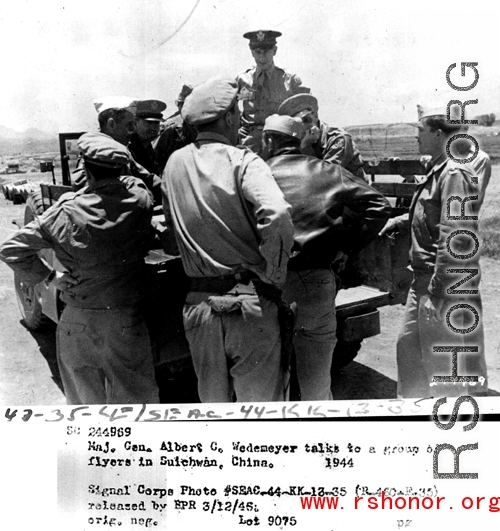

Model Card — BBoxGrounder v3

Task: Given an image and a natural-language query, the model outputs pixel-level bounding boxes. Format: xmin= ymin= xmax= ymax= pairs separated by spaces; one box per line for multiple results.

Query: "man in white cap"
xmin=71 ymin=96 xmax=162 ymax=203
xmin=262 ymin=114 xmax=391 ymax=401
xmin=153 ymin=84 xmax=197 ymax=173
xmin=0 ymin=132 xmax=159 ymax=404
xmin=236 ymin=30 xmax=310 ymax=154
xmin=162 ymin=77 xmax=294 ymax=403
xmin=278 ymin=94 xmax=366 ymax=181
xmin=389 ymin=104 xmax=488 ymax=398
xmin=129 ymin=99 xmax=167 ymax=174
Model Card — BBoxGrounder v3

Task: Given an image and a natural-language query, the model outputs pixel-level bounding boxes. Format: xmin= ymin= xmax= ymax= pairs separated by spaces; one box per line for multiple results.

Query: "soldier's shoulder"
xmin=445 ymin=159 xmax=476 ymax=181
xmin=164 ymin=115 xmax=183 ymax=129
xmin=446 ymin=158 xmax=471 ymax=172
xmin=236 ymin=67 xmax=255 ymax=80
xmin=58 ymin=190 xmax=79 ymax=204
xmin=234 ymin=144 xmax=270 ymax=167
xmin=322 ymin=123 xmax=351 ymax=144
xmin=118 ymin=175 xmax=154 ymax=200
xmin=276 ymin=65 xmax=306 ymax=85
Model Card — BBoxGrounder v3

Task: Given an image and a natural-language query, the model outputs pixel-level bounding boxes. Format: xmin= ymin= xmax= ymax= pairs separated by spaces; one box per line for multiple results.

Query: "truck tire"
xmin=331 ymin=339 xmax=363 ymax=371
xmin=14 ymin=273 xmax=49 ymax=330
xmin=24 ymin=189 xmax=44 ymax=224
xmin=14 ymin=188 xmax=49 ymax=330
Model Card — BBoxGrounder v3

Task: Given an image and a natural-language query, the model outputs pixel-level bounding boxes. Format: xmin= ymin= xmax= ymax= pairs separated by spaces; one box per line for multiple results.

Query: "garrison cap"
xmin=181 ymin=77 xmax=238 ymax=126
xmin=279 ymin=94 xmax=319 ymax=118
xmin=417 ymin=103 xmax=462 ymax=121
xmin=135 ymin=99 xmax=167 ymax=121
xmin=77 ymin=132 xmax=130 ymax=168
xmin=243 ymin=29 xmax=281 ymax=50
xmin=263 ymin=114 xmax=304 ymax=138
xmin=94 ymin=96 xmax=137 ymax=116
xmin=175 ymin=83 xmax=194 ymax=106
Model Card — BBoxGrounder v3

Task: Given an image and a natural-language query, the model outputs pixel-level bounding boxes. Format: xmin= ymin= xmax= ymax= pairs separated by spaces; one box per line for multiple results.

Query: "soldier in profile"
xmin=236 ymin=29 xmax=310 ymax=155
xmin=392 ymin=104 xmax=488 ymax=398
xmin=71 ymin=96 xmax=162 ymax=203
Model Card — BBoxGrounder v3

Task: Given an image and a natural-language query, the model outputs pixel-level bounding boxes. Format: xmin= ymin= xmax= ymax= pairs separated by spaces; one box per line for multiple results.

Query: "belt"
xmin=189 ymin=271 xmax=258 ymax=294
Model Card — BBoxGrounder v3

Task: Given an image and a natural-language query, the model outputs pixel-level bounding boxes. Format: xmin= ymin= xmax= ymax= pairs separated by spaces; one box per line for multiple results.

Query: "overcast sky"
xmin=1 ymin=0 xmax=499 ymax=134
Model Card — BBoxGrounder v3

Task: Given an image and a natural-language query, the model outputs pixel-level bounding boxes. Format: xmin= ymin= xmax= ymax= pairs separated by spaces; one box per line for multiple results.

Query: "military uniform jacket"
xmin=237 ymin=65 xmax=310 ymax=128
xmin=408 ymin=156 xmax=481 ymax=299
xmin=0 ymin=176 xmax=153 ymax=309
xmin=471 ymin=148 xmax=491 ymax=209
xmin=153 ymin=117 xmax=197 ymax=174
xmin=129 ymin=133 xmax=162 ymax=175
xmin=305 ymin=121 xmax=365 ymax=179
xmin=267 ymin=148 xmax=391 ymax=271
xmin=162 ymin=132 xmax=294 ymax=285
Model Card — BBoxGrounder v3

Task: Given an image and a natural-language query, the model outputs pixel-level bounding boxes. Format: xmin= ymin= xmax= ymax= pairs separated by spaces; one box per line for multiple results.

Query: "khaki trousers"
xmin=57 ymin=305 xmax=159 ymax=405
xmin=183 ymin=292 xmax=285 ymax=403
xmin=282 ymin=268 xmax=337 ymax=401
xmin=397 ymin=279 xmax=488 ymax=398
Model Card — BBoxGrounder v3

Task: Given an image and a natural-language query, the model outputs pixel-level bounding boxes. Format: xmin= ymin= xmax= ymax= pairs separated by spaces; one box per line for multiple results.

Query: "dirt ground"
xmin=1 ymin=168 xmax=499 ymax=405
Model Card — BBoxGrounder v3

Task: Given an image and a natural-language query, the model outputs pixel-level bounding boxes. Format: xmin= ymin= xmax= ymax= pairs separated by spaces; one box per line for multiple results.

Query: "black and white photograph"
xmin=1 ymin=0 xmax=499 ymax=529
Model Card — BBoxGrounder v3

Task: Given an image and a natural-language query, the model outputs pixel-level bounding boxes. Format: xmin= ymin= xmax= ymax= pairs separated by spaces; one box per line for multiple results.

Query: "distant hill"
xmin=0 ymin=126 xmax=58 ymax=157
xmin=0 ymin=125 xmax=23 ymax=139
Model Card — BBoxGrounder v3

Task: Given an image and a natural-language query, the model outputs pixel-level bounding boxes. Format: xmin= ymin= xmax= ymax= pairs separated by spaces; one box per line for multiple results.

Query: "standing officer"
xmin=153 ymin=84 xmax=197 ymax=173
xmin=0 ymin=133 xmax=159 ymax=404
xmin=236 ymin=29 xmax=310 ymax=154
xmin=392 ymin=104 xmax=488 ymax=398
xmin=162 ymin=77 xmax=294 ymax=403
xmin=71 ymin=96 xmax=162 ymax=203
xmin=262 ymin=114 xmax=391 ymax=401
xmin=129 ymin=99 xmax=167 ymax=174
xmin=278 ymin=93 xmax=366 ymax=180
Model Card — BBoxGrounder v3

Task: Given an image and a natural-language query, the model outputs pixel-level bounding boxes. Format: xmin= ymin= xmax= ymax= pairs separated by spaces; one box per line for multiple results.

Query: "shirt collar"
xmin=255 ymin=64 xmax=276 ymax=77
xmin=196 ymin=132 xmax=232 ymax=145
xmin=427 ymin=153 xmax=448 ymax=177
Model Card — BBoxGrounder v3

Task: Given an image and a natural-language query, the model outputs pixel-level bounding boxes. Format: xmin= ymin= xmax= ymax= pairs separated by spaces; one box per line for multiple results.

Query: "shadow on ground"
xmin=331 ymin=361 xmax=397 ymax=400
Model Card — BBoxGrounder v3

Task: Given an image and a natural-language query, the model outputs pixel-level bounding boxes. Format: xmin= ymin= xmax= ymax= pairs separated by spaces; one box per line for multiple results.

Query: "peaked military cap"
xmin=175 ymin=84 xmax=194 ymax=105
xmin=78 ymin=132 xmax=130 ymax=168
xmin=279 ymin=94 xmax=319 ymax=118
xmin=264 ymin=114 xmax=304 ymax=138
xmin=243 ymin=29 xmax=282 ymax=50
xmin=136 ymin=99 xmax=167 ymax=121
xmin=417 ymin=103 xmax=462 ymax=121
xmin=181 ymin=77 xmax=238 ymax=126
xmin=94 ymin=96 xmax=137 ymax=116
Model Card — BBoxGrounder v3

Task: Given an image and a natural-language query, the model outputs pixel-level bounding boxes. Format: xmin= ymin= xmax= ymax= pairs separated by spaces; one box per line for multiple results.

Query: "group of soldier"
xmin=0 ymin=30 xmax=491 ymax=405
